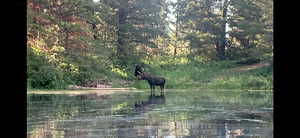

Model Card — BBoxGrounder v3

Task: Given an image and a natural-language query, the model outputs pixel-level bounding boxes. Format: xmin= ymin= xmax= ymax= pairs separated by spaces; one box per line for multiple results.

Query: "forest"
xmin=27 ymin=0 xmax=273 ymax=90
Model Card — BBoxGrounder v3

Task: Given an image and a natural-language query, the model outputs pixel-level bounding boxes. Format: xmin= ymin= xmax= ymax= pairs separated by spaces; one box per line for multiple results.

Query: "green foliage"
xmin=27 ymin=46 xmax=73 ymax=89
xmin=171 ymin=0 xmax=273 ymax=61
xmin=131 ymin=80 xmax=149 ymax=89
xmin=131 ymin=57 xmax=272 ymax=90
xmin=206 ymin=65 xmax=273 ymax=90
xmin=27 ymin=0 xmax=273 ymax=90
xmin=29 ymin=66 xmax=71 ymax=89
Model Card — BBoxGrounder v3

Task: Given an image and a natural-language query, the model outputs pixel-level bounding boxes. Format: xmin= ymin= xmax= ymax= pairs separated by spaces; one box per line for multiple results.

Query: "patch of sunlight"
xmin=111 ymin=66 xmax=128 ymax=78
xmin=51 ymin=45 xmax=65 ymax=52
xmin=47 ymin=53 xmax=58 ymax=63
xmin=227 ymin=77 xmax=240 ymax=82
xmin=30 ymin=39 xmax=47 ymax=56
xmin=111 ymin=102 xmax=128 ymax=112
xmin=194 ymin=56 xmax=209 ymax=63
xmin=176 ymin=57 xmax=188 ymax=64
xmin=57 ymin=62 xmax=79 ymax=74
xmin=92 ymin=55 xmax=98 ymax=59
xmin=59 ymin=62 xmax=68 ymax=69
xmin=177 ymin=112 xmax=189 ymax=121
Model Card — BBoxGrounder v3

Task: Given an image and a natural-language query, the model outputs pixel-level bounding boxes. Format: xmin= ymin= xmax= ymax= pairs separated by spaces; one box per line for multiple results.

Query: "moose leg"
xmin=149 ymin=85 xmax=153 ymax=95
xmin=152 ymin=85 xmax=155 ymax=95
xmin=160 ymin=85 xmax=164 ymax=94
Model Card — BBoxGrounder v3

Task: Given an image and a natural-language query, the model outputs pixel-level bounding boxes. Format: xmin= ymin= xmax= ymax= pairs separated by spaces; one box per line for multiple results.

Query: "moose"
xmin=134 ymin=64 xmax=166 ymax=95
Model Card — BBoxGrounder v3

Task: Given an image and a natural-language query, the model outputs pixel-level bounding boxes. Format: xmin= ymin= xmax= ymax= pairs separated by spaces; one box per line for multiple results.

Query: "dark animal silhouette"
xmin=137 ymin=72 xmax=166 ymax=95
xmin=134 ymin=64 xmax=144 ymax=77
xmin=134 ymin=94 xmax=166 ymax=112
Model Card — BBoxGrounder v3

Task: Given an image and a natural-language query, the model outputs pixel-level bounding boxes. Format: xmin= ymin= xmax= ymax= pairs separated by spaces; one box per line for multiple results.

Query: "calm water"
xmin=27 ymin=90 xmax=273 ymax=138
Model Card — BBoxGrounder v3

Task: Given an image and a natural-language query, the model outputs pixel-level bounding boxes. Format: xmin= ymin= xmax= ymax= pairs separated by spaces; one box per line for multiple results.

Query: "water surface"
xmin=27 ymin=89 xmax=273 ymax=138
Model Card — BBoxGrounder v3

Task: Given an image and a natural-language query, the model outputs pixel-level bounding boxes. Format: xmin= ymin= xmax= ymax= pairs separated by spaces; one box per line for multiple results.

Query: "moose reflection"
xmin=134 ymin=94 xmax=166 ymax=113
xmin=28 ymin=90 xmax=273 ymax=138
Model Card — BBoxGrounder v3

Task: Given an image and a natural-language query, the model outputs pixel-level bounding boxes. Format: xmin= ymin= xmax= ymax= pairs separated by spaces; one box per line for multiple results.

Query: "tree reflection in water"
xmin=27 ymin=90 xmax=273 ymax=138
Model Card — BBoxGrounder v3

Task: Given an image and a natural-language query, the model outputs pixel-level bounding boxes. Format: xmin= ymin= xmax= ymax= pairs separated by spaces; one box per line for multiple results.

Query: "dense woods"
xmin=27 ymin=0 xmax=273 ymax=89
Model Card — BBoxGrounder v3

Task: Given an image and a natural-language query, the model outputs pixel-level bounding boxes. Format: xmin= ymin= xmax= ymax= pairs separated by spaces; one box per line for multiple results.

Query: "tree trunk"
xmin=174 ymin=11 xmax=179 ymax=58
xmin=216 ymin=0 xmax=229 ymax=60
xmin=216 ymin=42 xmax=225 ymax=60
xmin=116 ymin=4 xmax=128 ymax=65
xmin=64 ymin=29 xmax=70 ymax=52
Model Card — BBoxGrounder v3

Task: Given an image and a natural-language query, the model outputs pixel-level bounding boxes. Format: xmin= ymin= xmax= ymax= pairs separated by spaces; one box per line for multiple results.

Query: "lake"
xmin=27 ymin=89 xmax=273 ymax=138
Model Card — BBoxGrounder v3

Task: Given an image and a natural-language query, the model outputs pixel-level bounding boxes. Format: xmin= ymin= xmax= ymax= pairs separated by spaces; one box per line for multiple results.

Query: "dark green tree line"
xmin=102 ymin=0 xmax=169 ymax=67
xmin=171 ymin=0 xmax=273 ymax=61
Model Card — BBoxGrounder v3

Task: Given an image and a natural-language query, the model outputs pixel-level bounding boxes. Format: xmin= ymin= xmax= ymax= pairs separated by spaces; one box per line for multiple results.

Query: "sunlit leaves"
xmin=111 ymin=66 xmax=128 ymax=78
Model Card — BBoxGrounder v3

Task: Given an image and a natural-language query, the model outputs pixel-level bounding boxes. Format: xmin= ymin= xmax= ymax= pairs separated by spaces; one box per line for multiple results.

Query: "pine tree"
xmin=102 ymin=0 xmax=169 ymax=67
xmin=228 ymin=0 xmax=272 ymax=59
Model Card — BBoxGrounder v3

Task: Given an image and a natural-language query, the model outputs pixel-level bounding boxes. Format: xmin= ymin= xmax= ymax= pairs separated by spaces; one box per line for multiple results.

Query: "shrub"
xmin=29 ymin=66 xmax=72 ymax=89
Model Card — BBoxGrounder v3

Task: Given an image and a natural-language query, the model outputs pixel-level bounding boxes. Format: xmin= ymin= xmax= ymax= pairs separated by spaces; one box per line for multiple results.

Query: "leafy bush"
xmin=29 ymin=66 xmax=72 ymax=89
xmin=27 ymin=47 xmax=75 ymax=89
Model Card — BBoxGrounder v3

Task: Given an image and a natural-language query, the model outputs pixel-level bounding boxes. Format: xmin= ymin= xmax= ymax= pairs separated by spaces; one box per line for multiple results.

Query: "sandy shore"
xmin=27 ymin=88 xmax=140 ymax=95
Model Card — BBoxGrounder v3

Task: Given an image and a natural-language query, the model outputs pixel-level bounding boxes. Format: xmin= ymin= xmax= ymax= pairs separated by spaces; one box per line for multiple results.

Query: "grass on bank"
xmin=131 ymin=58 xmax=273 ymax=90
xmin=27 ymin=56 xmax=273 ymax=91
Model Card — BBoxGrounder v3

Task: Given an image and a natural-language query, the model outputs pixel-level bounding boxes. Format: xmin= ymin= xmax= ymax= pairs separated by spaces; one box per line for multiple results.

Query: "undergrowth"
xmin=131 ymin=59 xmax=273 ymax=90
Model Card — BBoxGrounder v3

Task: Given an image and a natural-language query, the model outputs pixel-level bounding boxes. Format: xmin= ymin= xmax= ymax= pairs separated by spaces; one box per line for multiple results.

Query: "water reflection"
xmin=27 ymin=90 xmax=273 ymax=138
xmin=134 ymin=94 xmax=166 ymax=113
